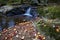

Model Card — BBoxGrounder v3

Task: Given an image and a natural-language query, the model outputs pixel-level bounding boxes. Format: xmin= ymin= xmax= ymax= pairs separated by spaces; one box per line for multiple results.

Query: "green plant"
xmin=46 ymin=6 xmax=60 ymax=19
xmin=37 ymin=21 xmax=60 ymax=40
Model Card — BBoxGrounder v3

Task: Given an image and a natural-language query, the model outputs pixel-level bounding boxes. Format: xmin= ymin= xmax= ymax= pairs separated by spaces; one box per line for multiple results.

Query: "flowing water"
xmin=24 ymin=7 xmax=32 ymax=17
xmin=0 ymin=6 xmax=38 ymax=31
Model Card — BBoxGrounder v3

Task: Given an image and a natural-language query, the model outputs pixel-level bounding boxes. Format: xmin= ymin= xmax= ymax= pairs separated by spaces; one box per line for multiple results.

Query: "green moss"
xmin=37 ymin=6 xmax=60 ymax=19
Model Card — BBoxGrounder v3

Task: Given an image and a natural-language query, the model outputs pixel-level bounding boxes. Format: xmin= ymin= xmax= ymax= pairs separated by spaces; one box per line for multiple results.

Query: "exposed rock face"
xmin=0 ymin=5 xmax=13 ymax=13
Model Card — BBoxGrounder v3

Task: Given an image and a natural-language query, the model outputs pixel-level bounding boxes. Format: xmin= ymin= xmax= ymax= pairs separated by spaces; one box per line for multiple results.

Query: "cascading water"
xmin=23 ymin=7 xmax=33 ymax=21
xmin=0 ymin=18 xmax=6 ymax=31
xmin=0 ymin=26 xmax=2 ymax=31
xmin=24 ymin=7 xmax=32 ymax=17
xmin=8 ymin=19 xmax=15 ymax=28
xmin=0 ymin=6 xmax=38 ymax=31
xmin=23 ymin=7 xmax=38 ymax=19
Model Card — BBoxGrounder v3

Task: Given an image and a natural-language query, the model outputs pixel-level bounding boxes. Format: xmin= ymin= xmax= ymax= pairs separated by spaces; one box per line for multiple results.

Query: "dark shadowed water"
xmin=0 ymin=6 xmax=38 ymax=31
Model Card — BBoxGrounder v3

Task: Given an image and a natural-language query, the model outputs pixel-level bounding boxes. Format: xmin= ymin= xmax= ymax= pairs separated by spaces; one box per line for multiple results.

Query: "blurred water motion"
xmin=24 ymin=7 xmax=32 ymax=17
xmin=8 ymin=19 xmax=15 ymax=27
xmin=0 ymin=26 xmax=2 ymax=31
xmin=0 ymin=6 xmax=38 ymax=31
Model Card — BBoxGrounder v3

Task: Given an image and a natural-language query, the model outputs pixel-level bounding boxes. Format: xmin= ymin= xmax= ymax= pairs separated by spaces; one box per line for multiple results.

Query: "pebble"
xmin=5 ymin=37 xmax=7 ymax=39
xmin=0 ymin=33 xmax=1 ymax=35
xmin=14 ymin=28 xmax=16 ymax=31
xmin=16 ymin=35 xmax=19 ymax=38
xmin=21 ymin=36 xmax=25 ymax=39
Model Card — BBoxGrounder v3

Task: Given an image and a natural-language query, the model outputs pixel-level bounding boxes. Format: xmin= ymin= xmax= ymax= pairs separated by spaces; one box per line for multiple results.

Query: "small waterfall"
xmin=24 ymin=7 xmax=32 ymax=17
xmin=8 ymin=19 xmax=15 ymax=27
xmin=0 ymin=26 xmax=2 ymax=31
